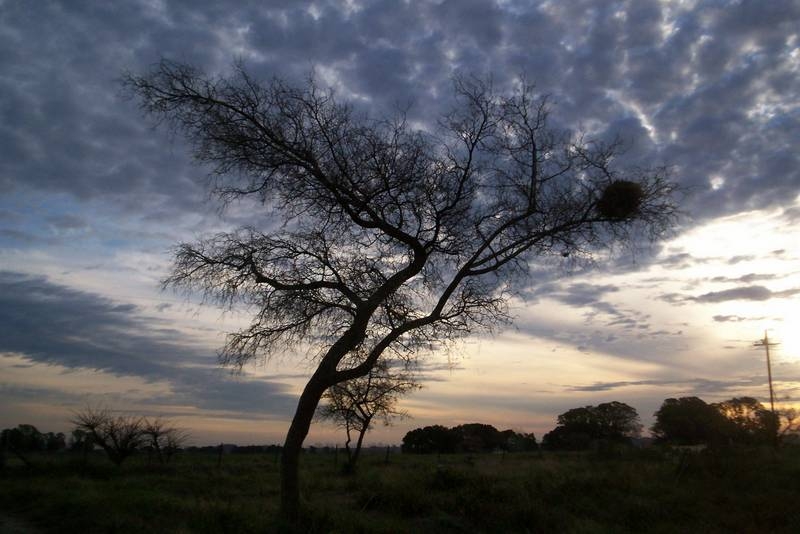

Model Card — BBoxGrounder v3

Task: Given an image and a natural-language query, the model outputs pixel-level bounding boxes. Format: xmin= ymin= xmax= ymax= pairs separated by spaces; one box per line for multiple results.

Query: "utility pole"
xmin=754 ymin=330 xmax=780 ymax=447
xmin=753 ymin=330 xmax=778 ymax=414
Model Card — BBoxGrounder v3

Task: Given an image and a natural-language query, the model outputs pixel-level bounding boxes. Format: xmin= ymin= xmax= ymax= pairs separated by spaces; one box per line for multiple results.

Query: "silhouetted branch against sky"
xmin=125 ymin=60 xmax=678 ymax=374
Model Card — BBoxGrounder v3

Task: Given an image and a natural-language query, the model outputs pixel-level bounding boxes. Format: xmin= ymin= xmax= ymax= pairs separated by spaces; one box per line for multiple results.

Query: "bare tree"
xmin=318 ymin=359 xmax=418 ymax=473
xmin=142 ymin=417 xmax=189 ymax=464
xmin=125 ymin=61 xmax=678 ymax=520
xmin=71 ymin=406 xmax=143 ymax=467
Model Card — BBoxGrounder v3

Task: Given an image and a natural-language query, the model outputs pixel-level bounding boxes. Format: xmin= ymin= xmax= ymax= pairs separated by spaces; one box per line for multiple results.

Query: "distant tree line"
xmin=0 ymin=407 xmax=189 ymax=469
xmin=184 ymin=444 xmax=284 ymax=455
xmin=1 ymin=424 xmax=67 ymax=453
xmin=1 ymin=424 xmax=67 ymax=467
xmin=402 ymin=423 xmax=538 ymax=454
xmin=401 ymin=395 xmax=796 ymax=455
xmin=541 ymin=396 xmax=789 ymax=451
xmin=3 ymin=394 xmax=792 ymax=470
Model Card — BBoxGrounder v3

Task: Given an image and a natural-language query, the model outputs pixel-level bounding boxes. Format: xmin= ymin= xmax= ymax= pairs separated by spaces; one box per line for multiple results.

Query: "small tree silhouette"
xmin=318 ymin=360 xmax=418 ymax=473
xmin=71 ymin=406 xmax=143 ymax=466
xmin=142 ymin=417 xmax=189 ymax=464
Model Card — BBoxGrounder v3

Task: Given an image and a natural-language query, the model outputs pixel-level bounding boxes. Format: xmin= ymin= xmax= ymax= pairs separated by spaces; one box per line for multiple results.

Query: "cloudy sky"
xmin=1 ymin=0 xmax=799 ymax=446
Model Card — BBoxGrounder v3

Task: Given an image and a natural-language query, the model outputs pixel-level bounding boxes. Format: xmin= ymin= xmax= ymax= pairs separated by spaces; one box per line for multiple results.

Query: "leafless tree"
xmin=125 ymin=61 xmax=678 ymax=520
xmin=142 ymin=417 xmax=189 ymax=464
xmin=318 ymin=359 xmax=418 ymax=472
xmin=71 ymin=406 xmax=144 ymax=466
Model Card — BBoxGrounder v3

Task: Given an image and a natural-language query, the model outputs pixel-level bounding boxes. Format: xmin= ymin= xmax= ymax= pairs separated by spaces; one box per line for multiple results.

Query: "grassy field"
xmin=2 ymin=446 xmax=800 ymax=533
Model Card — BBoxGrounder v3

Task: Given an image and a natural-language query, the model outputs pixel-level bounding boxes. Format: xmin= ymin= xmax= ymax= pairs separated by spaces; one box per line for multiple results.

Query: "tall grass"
xmin=2 ymin=447 xmax=800 ymax=532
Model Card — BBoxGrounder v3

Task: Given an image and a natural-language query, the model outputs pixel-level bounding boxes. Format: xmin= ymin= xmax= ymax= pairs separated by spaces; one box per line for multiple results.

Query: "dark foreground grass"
xmin=2 ymin=447 xmax=800 ymax=533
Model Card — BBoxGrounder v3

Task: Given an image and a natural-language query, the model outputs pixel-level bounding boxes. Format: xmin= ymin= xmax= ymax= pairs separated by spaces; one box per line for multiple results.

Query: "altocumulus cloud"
xmin=566 ymin=377 xmax=763 ymax=396
xmin=693 ymin=285 xmax=800 ymax=303
xmin=0 ymin=271 xmax=297 ymax=417
xmin=659 ymin=285 xmax=800 ymax=305
xmin=1 ymin=0 xmax=799 ymax=233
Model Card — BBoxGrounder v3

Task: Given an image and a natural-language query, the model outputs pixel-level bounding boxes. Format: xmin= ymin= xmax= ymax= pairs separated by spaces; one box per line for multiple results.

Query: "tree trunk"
xmin=279 ymin=324 xmax=371 ymax=521
xmin=351 ymin=416 xmax=372 ymax=471
xmin=280 ymin=375 xmax=328 ymax=523
xmin=344 ymin=425 xmax=354 ymax=466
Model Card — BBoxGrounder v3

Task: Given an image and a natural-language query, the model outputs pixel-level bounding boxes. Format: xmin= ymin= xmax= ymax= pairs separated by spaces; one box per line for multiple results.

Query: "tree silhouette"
xmin=714 ymin=396 xmax=778 ymax=446
xmin=779 ymin=407 xmax=800 ymax=440
xmin=500 ymin=429 xmax=538 ymax=452
xmin=126 ymin=61 xmax=678 ymax=520
xmin=651 ymin=397 xmax=728 ymax=446
xmin=318 ymin=359 xmax=418 ymax=473
xmin=452 ymin=423 xmax=505 ymax=453
xmin=543 ymin=401 xmax=642 ymax=450
xmin=402 ymin=423 xmax=536 ymax=453
xmin=401 ymin=425 xmax=459 ymax=454
xmin=71 ymin=406 xmax=144 ymax=466
xmin=142 ymin=417 xmax=189 ymax=464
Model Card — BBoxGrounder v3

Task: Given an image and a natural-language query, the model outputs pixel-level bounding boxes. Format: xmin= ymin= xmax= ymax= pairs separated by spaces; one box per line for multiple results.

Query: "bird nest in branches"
xmin=597 ymin=180 xmax=644 ymax=220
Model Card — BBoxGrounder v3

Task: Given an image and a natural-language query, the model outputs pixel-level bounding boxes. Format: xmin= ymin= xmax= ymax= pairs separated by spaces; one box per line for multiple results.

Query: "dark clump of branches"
xmin=596 ymin=180 xmax=645 ymax=220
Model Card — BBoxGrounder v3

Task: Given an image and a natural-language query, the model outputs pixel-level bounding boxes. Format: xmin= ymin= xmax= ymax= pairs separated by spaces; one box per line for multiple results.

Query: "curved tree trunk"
xmin=279 ymin=321 xmax=373 ymax=522
xmin=344 ymin=425 xmax=354 ymax=466
xmin=350 ymin=416 xmax=372 ymax=471
xmin=280 ymin=374 xmax=329 ymax=523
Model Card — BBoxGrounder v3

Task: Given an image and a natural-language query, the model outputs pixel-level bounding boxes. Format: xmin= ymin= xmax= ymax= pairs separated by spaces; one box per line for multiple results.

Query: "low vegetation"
xmin=2 ymin=395 xmax=797 ymax=532
xmin=2 ymin=445 xmax=800 ymax=533
xmin=402 ymin=423 xmax=537 ymax=454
